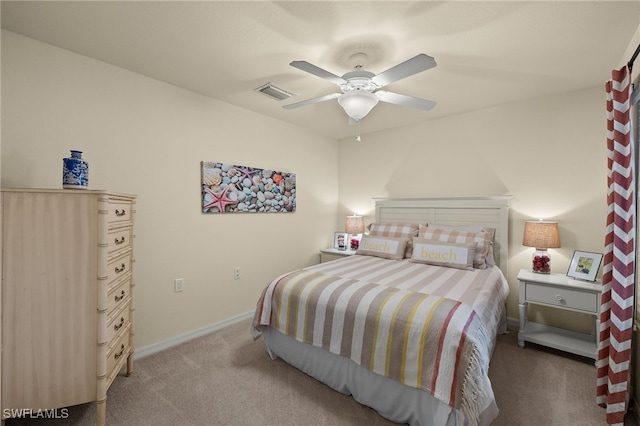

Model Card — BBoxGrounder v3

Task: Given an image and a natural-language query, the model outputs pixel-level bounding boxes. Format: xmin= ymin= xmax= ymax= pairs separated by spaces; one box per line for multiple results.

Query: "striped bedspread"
xmin=253 ymin=255 xmax=509 ymax=424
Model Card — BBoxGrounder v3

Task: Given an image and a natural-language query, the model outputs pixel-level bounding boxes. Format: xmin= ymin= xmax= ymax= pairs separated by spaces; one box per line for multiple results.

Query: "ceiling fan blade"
xmin=282 ymin=93 xmax=341 ymax=109
xmin=371 ymin=54 xmax=437 ymax=87
xmin=376 ymin=91 xmax=436 ymax=111
xmin=289 ymin=61 xmax=347 ymax=86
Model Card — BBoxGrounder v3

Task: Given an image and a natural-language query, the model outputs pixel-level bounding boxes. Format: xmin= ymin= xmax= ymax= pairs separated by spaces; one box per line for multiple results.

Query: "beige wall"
xmin=337 ymin=86 xmax=608 ymax=333
xmin=1 ymin=26 xmax=635 ymax=349
xmin=1 ymin=30 xmax=339 ymax=347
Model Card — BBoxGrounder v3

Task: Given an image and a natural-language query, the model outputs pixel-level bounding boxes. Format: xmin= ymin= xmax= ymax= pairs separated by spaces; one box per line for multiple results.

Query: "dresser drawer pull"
xmin=114 ymin=317 xmax=125 ymax=331
xmin=115 ymin=263 xmax=126 ymax=274
xmin=114 ymin=236 xmax=126 ymax=245
xmin=115 ymin=209 xmax=126 ymax=217
xmin=114 ymin=344 xmax=126 ymax=360
xmin=556 ymin=295 xmax=564 ymax=302
xmin=115 ymin=290 xmax=126 ymax=302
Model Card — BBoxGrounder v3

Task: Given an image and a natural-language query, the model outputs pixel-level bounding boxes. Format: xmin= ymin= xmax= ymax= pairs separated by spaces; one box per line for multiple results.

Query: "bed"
xmin=252 ymin=196 xmax=511 ymax=426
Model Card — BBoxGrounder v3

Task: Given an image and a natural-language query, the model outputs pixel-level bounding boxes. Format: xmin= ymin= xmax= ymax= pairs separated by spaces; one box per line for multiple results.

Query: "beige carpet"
xmin=4 ymin=319 xmax=638 ymax=425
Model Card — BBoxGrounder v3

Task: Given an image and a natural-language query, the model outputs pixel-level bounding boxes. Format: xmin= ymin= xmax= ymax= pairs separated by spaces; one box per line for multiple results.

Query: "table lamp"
xmin=523 ymin=220 xmax=561 ymax=273
xmin=346 ymin=215 xmax=364 ymax=250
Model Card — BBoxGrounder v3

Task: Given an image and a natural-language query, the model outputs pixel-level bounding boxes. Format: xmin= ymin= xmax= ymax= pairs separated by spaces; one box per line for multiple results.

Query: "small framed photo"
xmin=334 ymin=232 xmax=348 ymax=251
xmin=567 ymin=250 xmax=603 ymax=282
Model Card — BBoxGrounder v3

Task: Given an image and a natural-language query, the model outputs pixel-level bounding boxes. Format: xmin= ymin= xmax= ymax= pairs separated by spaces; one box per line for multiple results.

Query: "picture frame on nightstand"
xmin=567 ymin=250 xmax=603 ymax=281
xmin=334 ymin=232 xmax=348 ymax=251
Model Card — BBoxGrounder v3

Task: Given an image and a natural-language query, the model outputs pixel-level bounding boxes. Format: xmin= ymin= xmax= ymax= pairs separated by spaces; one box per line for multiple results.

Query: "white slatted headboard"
xmin=374 ymin=196 xmax=511 ymax=276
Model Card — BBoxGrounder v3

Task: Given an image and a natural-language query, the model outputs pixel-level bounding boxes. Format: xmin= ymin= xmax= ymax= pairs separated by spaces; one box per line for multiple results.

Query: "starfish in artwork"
xmin=202 ymin=185 xmax=238 ymax=213
xmin=234 ymin=167 xmax=261 ymax=183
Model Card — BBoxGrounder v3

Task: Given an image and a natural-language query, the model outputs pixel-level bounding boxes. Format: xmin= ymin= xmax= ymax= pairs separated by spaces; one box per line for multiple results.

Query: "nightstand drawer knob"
xmin=556 ymin=295 xmax=564 ymax=302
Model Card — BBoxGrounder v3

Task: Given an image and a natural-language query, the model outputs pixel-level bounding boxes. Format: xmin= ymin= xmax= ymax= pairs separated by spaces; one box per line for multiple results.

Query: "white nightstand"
xmin=319 ymin=248 xmax=356 ymax=263
xmin=517 ymin=269 xmax=603 ymax=359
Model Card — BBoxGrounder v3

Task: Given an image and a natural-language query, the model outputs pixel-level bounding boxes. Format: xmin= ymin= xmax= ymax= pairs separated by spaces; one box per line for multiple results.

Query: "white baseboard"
xmin=506 ymin=316 xmax=519 ymax=331
xmin=134 ymin=310 xmax=254 ymax=359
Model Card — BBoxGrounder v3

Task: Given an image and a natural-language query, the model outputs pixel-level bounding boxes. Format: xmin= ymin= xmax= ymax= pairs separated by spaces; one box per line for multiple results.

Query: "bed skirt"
xmin=260 ymin=325 xmax=499 ymax=426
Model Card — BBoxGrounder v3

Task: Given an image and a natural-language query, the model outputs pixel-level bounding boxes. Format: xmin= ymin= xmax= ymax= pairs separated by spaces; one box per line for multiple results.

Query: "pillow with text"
xmin=355 ymin=235 xmax=409 ymax=260
xmin=418 ymin=226 xmax=491 ymax=269
xmin=409 ymin=238 xmax=476 ymax=270
xmin=368 ymin=222 xmax=420 ymax=258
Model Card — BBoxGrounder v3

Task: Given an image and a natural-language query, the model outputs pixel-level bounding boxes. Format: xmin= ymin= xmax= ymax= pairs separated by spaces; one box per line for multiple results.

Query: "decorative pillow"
xmin=418 ymin=224 xmax=492 ymax=269
xmin=422 ymin=224 xmax=497 ymax=267
xmin=409 ymin=238 xmax=476 ymax=270
xmin=368 ymin=222 xmax=420 ymax=258
xmin=355 ymin=235 xmax=409 ymax=260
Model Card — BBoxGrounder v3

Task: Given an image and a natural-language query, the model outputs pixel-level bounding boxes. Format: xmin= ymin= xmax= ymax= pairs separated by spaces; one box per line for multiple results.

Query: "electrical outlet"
xmin=233 ymin=268 xmax=240 ymax=280
xmin=174 ymin=278 xmax=184 ymax=292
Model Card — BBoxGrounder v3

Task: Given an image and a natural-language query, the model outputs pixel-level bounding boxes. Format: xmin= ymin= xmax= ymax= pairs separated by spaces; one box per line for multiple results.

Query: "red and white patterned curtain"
xmin=597 ymin=65 xmax=635 ymax=426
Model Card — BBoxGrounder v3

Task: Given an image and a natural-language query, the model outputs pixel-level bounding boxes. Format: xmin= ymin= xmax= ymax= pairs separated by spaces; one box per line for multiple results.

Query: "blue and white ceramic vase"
xmin=62 ymin=150 xmax=89 ymax=189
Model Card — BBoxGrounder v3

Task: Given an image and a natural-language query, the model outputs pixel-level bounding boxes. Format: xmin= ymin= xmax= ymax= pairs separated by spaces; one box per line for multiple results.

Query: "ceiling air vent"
xmin=254 ymin=83 xmax=295 ymax=101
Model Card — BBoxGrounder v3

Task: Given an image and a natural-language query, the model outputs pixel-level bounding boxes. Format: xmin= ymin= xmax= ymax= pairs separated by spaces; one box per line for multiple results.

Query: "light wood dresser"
xmin=1 ymin=188 xmax=136 ymax=425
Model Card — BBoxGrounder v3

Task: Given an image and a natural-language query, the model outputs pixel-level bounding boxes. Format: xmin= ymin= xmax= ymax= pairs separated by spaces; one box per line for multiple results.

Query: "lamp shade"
xmin=522 ymin=221 xmax=561 ymax=250
xmin=346 ymin=215 xmax=365 ymax=235
xmin=337 ymin=92 xmax=379 ymax=121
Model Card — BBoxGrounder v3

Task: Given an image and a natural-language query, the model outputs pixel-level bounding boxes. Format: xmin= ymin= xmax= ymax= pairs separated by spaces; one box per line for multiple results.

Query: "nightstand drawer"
xmin=526 ymin=282 xmax=597 ymax=313
xmin=518 ymin=269 xmax=602 ymax=359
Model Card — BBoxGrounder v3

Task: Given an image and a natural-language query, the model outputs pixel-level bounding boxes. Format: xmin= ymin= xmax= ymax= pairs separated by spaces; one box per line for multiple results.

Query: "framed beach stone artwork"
xmin=201 ymin=162 xmax=296 ymax=213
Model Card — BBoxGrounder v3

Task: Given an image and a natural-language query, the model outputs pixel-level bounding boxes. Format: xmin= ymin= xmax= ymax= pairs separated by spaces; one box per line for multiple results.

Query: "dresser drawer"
xmin=107 ymin=302 xmax=131 ymax=345
xmin=526 ymin=282 xmax=598 ymax=313
xmin=107 ymin=200 xmax=132 ymax=224
xmin=107 ymin=325 xmax=131 ymax=380
xmin=108 ymin=226 xmax=132 ymax=255
xmin=107 ymin=276 xmax=131 ymax=314
xmin=107 ymin=250 xmax=132 ymax=287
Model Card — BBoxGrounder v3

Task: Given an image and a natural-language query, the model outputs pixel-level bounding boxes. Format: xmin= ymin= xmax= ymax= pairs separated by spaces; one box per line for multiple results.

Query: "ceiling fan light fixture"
xmin=337 ymin=91 xmax=379 ymax=121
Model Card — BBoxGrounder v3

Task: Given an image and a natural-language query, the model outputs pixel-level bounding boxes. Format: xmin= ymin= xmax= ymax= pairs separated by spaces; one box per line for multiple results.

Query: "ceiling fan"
xmin=283 ymin=53 xmax=437 ymax=123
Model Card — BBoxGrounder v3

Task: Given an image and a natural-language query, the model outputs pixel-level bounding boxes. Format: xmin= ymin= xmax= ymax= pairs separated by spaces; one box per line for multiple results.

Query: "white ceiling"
xmin=2 ymin=1 xmax=639 ymax=140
